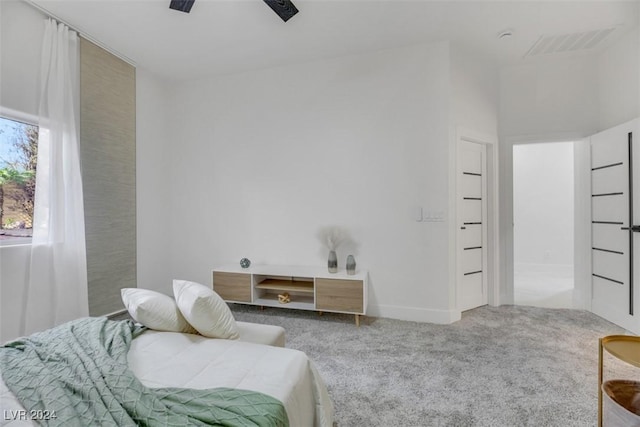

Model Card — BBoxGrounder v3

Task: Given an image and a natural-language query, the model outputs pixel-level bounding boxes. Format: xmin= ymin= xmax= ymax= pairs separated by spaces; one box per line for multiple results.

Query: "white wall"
xmin=499 ymin=55 xmax=600 ymax=139
xmin=513 ymin=142 xmax=574 ymax=267
xmin=0 ymin=0 xmax=46 ymax=343
xmin=161 ymin=42 xmax=456 ymax=322
xmin=0 ymin=244 xmax=30 ymax=342
xmin=136 ymin=68 xmax=173 ymax=295
xmin=0 ymin=1 xmax=44 ymax=117
xmin=451 ymin=44 xmax=499 ymax=136
xmin=598 ymin=27 xmax=640 ymax=131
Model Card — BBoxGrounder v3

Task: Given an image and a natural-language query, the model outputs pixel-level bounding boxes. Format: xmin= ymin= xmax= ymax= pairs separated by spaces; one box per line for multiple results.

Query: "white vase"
xmin=328 ymin=250 xmax=338 ymax=273
xmin=346 ymin=255 xmax=356 ymax=275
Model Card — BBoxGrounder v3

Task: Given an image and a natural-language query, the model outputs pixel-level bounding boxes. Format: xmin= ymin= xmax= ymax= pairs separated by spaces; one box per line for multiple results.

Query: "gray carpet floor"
xmin=229 ymin=304 xmax=637 ymax=427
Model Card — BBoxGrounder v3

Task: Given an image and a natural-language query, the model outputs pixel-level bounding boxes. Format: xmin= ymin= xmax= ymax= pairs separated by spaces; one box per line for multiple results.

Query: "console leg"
xmin=355 ymin=314 xmax=360 ymax=327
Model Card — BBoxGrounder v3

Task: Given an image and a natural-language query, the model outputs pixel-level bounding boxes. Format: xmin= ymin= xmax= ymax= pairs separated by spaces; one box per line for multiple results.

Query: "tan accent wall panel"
xmin=213 ymin=272 xmax=252 ymax=303
xmin=316 ymin=278 xmax=364 ymax=313
xmin=80 ymin=38 xmax=136 ymax=316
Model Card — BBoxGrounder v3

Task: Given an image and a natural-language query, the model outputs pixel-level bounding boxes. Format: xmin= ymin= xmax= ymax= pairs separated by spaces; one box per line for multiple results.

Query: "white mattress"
xmin=0 ymin=330 xmax=334 ymax=426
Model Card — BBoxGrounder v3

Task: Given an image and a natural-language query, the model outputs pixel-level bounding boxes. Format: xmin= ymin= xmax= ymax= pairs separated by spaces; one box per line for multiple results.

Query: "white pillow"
xmin=121 ymin=288 xmax=197 ymax=334
xmin=172 ymin=279 xmax=240 ymax=339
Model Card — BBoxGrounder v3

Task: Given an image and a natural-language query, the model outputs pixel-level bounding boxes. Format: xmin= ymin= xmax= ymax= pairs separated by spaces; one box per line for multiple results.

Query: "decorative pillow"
xmin=172 ymin=279 xmax=240 ymax=339
xmin=121 ymin=288 xmax=197 ymax=333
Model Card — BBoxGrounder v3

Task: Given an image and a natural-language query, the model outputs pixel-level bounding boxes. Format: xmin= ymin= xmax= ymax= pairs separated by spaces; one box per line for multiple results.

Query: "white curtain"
xmin=21 ymin=19 xmax=88 ymax=336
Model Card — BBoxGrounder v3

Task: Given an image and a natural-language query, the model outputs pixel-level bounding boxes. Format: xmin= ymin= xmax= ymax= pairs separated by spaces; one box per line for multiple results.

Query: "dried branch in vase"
xmin=317 ymin=226 xmax=350 ymax=251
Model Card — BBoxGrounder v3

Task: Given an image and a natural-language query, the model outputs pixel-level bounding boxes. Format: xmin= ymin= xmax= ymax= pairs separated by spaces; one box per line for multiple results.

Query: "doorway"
xmin=513 ymin=142 xmax=575 ymax=309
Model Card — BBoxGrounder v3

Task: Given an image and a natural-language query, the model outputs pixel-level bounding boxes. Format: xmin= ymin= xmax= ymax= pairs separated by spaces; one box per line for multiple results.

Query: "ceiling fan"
xmin=169 ymin=0 xmax=299 ymax=22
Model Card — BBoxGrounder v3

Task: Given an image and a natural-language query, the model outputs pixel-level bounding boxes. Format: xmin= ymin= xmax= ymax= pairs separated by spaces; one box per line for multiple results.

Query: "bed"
xmin=0 ymin=319 xmax=334 ymax=426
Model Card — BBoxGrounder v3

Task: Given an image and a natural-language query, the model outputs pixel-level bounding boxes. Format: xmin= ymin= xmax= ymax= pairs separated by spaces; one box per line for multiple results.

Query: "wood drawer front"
xmin=316 ymin=278 xmax=364 ymax=313
xmin=213 ymin=272 xmax=251 ymax=303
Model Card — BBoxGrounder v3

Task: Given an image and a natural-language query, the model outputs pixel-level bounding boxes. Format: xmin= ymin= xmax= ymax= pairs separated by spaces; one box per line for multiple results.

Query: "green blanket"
xmin=0 ymin=318 xmax=289 ymax=427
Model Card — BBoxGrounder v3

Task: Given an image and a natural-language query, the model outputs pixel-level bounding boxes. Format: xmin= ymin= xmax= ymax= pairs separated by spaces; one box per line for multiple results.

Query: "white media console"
xmin=212 ymin=264 xmax=368 ymax=326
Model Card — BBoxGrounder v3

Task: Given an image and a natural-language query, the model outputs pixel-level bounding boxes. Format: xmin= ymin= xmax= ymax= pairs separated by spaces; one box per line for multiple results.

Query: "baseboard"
xmin=571 ymin=289 xmax=588 ymax=310
xmin=592 ymin=300 xmax=640 ymax=335
xmin=368 ymin=304 xmax=461 ymax=324
xmin=514 ymin=263 xmax=573 ymax=275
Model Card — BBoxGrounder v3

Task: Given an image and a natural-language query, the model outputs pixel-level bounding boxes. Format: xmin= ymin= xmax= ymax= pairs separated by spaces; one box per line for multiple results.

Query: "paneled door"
xmin=591 ymin=119 xmax=638 ymax=332
xmin=458 ymin=141 xmax=488 ymax=311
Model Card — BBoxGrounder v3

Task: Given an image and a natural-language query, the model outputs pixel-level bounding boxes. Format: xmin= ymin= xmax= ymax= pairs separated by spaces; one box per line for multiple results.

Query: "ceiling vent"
xmin=524 ymin=27 xmax=617 ymax=58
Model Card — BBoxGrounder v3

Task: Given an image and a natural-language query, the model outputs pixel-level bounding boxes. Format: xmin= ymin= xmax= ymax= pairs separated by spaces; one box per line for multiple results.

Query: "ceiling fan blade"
xmin=169 ymin=0 xmax=195 ymax=13
xmin=263 ymin=0 xmax=299 ymax=22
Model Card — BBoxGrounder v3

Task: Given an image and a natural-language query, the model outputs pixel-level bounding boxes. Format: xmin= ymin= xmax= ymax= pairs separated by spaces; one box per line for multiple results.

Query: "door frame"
xmin=499 ymin=132 xmax=592 ymax=310
xmin=455 ymin=128 xmax=499 ymax=311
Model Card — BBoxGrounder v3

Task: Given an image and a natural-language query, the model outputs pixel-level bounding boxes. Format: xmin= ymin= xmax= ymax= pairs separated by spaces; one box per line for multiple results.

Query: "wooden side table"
xmin=598 ymin=335 xmax=640 ymax=426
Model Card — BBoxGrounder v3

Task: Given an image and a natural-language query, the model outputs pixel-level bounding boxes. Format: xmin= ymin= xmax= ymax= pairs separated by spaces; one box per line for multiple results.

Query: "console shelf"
xmin=213 ymin=264 xmax=368 ymax=326
xmin=255 ymin=279 xmax=315 ymax=294
xmin=254 ymin=295 xmax=315 ymax=310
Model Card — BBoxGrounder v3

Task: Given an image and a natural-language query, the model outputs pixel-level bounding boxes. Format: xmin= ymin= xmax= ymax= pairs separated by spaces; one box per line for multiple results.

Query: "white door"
xmin=590 ymin=119 xmax=639 ymax=332
xmin=458 ymin=140 xmax=488 ymax=311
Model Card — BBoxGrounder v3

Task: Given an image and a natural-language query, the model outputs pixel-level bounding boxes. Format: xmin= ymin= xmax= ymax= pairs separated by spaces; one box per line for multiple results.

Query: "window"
xmin=0 ymin=115 xmax=38 ymax=245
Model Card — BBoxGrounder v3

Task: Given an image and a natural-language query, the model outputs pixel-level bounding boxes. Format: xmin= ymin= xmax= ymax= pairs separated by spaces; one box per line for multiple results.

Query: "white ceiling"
xmin=29 ymin=0 xmax=640 ymax=81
